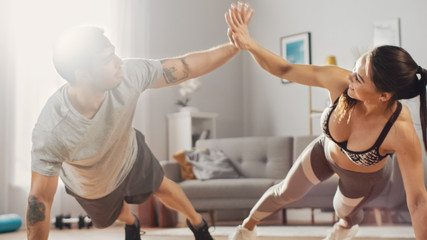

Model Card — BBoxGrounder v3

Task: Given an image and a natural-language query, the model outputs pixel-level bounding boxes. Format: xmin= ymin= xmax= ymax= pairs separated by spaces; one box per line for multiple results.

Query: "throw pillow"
xmin=185 ymin=149 xmax=241 ymax=180
xmin=173 ymin=150 xmax=196 ymax=181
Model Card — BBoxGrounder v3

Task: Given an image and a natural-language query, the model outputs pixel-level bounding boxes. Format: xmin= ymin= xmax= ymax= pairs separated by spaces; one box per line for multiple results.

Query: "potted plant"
xmin=176 ymin=78 xmax=201 ymax=112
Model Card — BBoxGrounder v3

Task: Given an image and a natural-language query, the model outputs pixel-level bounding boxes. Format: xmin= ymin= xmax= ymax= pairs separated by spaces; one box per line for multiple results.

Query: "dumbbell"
xmin=52 ymin=214 xmax=93 ymax=229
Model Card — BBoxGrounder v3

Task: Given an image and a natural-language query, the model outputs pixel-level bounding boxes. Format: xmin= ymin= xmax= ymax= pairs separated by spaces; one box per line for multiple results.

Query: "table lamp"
xmin=325 ymin=55 xmax=337 ymax=65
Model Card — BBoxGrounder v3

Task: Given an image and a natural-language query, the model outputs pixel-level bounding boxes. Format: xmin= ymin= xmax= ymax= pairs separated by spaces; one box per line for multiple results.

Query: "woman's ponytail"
xmin=417 ymin=67 xmax=427 ymax=151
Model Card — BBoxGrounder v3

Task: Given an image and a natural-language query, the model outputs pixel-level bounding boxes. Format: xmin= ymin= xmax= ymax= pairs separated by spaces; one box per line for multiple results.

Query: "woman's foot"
xmin=323 ymin=222 xmax=359 ymax=240
xmin=229 ymin=225 xmax=257 ymax=240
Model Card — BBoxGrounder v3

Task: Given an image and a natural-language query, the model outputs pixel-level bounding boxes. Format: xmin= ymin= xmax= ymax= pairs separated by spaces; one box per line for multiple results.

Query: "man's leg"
xmin=117 ymin=201 xmax=137 ymax=225
xmin=117 ymin=201 xmax=141 ymax=240
xmin=153 ymin=177 xmax=213 ymax=240
xmin=153 ymin=176 xmax=202 ymax=226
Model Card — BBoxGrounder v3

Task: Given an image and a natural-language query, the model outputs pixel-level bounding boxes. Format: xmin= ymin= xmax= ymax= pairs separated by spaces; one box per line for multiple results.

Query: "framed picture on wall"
xmin=280 ymin=32 xmax=311 ymax=84
xmin=373 ymin=18 xmax=401 ymax=47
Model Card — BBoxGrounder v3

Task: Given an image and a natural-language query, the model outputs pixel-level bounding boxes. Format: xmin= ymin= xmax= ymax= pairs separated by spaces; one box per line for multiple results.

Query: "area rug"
xmin=145 ymin=226 xmax=415 ymax=239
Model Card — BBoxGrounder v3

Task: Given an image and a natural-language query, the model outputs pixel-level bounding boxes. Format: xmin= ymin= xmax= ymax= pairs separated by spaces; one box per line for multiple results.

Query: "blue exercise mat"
xmin=0 ymin=214 xmax=22 ymax=233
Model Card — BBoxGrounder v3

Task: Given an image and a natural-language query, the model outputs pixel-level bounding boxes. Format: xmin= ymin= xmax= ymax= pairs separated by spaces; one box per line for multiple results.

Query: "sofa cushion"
xmin=185 ymin=149 xmax=240 ymax=180
xmin=196 ymin=137 xmax=293 ymax=179
xmin=293 ymin=135 xmax=319 ymax=163
xmin=172 ymin=150 xmax=196 ymax=181
xmin=180 ymin=178 xmax=275 ymax=199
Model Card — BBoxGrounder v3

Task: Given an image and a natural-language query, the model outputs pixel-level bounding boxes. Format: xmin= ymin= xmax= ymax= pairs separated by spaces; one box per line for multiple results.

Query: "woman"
xmin=225 ymin=2 xmax=427 ymax=240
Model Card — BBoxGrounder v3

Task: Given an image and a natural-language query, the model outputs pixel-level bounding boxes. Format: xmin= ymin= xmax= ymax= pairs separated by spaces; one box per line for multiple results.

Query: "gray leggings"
xmin=249 ymin=135 xmax=391 ymax=227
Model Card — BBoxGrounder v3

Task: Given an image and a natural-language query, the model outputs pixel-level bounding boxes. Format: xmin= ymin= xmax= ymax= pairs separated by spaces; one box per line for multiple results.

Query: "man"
xmin=27 ymin=25 xmax=241 ymax=240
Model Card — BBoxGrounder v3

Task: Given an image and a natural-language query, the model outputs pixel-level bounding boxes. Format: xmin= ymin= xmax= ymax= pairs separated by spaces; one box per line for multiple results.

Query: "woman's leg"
xmin=243 ymin=136 xmax=335 ymax=230
xmin=330 ymin=160 xmax=392 ymax=228
xmin=321 ymin=162 xmax=391 ymax=240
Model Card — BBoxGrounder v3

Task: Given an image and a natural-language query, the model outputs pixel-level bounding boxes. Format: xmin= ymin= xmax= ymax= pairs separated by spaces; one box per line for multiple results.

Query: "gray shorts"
xmin=65 ymin=129 xmax=164 ymax=228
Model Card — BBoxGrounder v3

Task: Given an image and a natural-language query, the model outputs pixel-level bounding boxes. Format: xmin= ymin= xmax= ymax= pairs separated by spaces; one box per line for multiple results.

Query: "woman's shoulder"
xmin=395 ymin=103 xmax=414 ymax=126
xmin=386 ymin=103 xmax=418 ymax=148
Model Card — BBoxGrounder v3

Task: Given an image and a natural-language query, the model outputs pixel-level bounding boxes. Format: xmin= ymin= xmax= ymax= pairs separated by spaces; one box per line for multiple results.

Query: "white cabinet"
xmin=308 ymin=86 xmax=330 ymax=136
xmin=167 ymin=111 xmax=218 ymax=160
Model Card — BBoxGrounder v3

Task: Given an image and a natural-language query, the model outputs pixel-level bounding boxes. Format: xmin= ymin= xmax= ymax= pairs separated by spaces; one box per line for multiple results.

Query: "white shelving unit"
xmin=167 ymin=111 xmax=218 ymax=160
xmin=309 ymin=86 xmax=330 ymax=136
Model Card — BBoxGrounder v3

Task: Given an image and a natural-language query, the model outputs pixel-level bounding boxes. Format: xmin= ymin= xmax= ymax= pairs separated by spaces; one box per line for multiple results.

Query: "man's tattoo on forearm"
xmin=27 ymin=196 xmax=46 ymax=226
xmin=161 ymin=58 xmax=190 ymax=84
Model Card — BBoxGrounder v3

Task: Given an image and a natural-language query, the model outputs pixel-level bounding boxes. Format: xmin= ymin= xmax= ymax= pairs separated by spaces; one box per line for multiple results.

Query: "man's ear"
xmin=74 ymin=69 xmax=89 ymax=83
xmin=379 ymin=92 xmax=392 ymax=102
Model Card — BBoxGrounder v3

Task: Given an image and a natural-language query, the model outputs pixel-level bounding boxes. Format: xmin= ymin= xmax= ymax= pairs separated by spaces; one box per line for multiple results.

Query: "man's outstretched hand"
xmin=225 ymin=1 xmax=255 ymax=50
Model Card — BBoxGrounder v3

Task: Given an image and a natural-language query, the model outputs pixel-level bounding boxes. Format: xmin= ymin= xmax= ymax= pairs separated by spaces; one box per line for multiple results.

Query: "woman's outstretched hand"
xmin=225 ymin=1 xmax=255 ymax=50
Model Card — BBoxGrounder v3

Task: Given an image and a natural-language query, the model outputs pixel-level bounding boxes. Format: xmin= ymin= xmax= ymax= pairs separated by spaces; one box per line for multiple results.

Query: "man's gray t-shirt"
xmin=31 ymin=59 xmax=163 ymax=199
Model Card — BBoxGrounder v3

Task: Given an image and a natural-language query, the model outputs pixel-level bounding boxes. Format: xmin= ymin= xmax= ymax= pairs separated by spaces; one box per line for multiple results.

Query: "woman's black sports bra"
xmin=321 ymin=97 xmax=402 ymax=167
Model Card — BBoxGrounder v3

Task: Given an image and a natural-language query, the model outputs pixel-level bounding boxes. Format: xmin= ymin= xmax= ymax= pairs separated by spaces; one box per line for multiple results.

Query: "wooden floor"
xmin=0 ymin=224 xmax=415 ymax=240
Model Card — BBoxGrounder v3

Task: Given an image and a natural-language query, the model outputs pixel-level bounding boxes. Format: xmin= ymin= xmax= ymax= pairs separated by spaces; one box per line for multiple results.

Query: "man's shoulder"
xmin=122 ymin=58 xmax=162 ymax=75
xmin=122 ymin=58 xmax=160 ymax=65
xmin=120 ymin=58 xmax=163 ymax=92
xmin=34 ymin=84 xmax=70 ymax=133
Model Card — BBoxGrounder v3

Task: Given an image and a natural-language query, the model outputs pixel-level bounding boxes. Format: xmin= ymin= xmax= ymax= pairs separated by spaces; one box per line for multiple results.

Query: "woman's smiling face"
xmin=347 ymin=54 xmax=381 ymax=102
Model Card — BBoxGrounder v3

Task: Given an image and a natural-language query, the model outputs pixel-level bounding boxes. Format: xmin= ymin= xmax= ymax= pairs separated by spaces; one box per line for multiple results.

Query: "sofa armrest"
xmin=160 ymin=161 xmax=182 ymax=182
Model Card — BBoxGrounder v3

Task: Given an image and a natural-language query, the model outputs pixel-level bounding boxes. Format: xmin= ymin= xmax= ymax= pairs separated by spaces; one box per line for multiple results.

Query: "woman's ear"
xmin=379 ymin=92 xmax=392 ymax=102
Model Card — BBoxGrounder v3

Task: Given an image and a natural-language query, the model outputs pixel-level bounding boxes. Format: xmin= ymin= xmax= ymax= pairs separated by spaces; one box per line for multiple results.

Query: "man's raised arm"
xmin=150 ymin=43 xmax=239 ymax=89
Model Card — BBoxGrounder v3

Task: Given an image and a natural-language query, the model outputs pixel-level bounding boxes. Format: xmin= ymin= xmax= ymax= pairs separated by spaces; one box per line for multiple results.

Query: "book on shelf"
xmin=199 ymin=129 xmax=210 ymax=140
xmin=191 ymin=130 xmax=211 ymax=147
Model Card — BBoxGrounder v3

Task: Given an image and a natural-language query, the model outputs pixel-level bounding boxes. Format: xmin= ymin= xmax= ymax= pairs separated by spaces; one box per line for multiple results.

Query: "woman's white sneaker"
xmin=229 ymin=225 xmax=257 ymax=240
xmin=323 ymin=223 xmax=359 ymax=240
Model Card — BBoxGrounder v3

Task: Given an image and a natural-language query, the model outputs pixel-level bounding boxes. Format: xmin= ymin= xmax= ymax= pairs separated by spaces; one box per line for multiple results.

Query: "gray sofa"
xmin=161 ymin=135 xmax=407 ymax=225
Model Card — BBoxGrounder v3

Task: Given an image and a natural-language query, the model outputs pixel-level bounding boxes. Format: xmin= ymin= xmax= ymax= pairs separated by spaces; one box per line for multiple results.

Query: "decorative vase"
xmin=179 ymin=106 xmax=199 ymax=112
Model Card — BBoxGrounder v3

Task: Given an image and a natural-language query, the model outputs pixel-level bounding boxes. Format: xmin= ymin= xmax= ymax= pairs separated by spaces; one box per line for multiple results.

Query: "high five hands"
xmin=225 ymin=1 xmax=255 ymax=50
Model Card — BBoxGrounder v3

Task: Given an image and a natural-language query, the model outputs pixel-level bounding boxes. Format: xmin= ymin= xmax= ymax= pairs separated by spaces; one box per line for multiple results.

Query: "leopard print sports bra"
xmin=321 ymin=98 xmax=402 ymax=167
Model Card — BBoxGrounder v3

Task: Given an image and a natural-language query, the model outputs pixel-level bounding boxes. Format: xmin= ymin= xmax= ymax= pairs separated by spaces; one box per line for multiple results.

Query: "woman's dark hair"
xmin=337 ymin=45 xmax=427 ymax=151
xmin=52 ymin=26 xmax=112 ymax=85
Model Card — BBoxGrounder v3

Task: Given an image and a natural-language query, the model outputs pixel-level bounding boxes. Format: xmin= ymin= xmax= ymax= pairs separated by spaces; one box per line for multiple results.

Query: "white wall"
xmin=243 ymin=0 xmax=427 ymax=137
xmin=137 ymin=0 xmax=244 ymax=160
